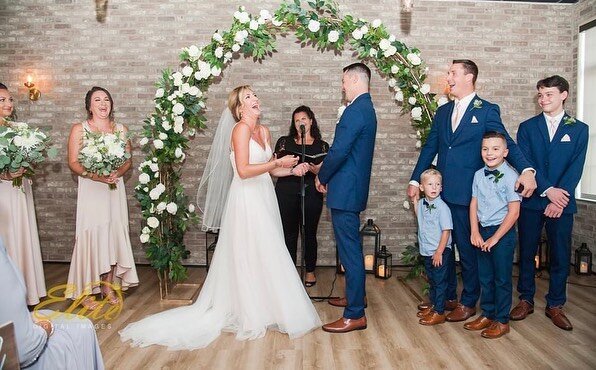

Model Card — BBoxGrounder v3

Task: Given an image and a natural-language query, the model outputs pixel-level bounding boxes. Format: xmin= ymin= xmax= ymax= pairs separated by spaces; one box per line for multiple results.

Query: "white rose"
xmin=149 ymin=163 xmax=159 ymax=172
xmin=175 ymin=147 xmax=183 ymax=158
xmin=379 ymin=39 xmax=391 ymax=51
xmin=394 ymin=90 xmax=404 ymax=102
xmin=415 ymin=140 xmax=422 ymax=148
xmin=155 ymin=88 xmax=165 ymax=98
xmin=411 ymin=106 xmax=423 ymax=120
xmin=328 ymin=30 xmax=340 ymax=43
xmin=172 ymin=103 xmax=185 ymax=115
xmin=139 ymin=137 xmax=149 ymax=146
xmin=407 ymin=53 xmax=422 ymax=66
xmin=308 ymin=19 xmax=320 ymax=33
xmin=420 ymin=84 xmax=431 ymax=94
xmin=383 ymin=45 xmax=397 ymax=57
xmin=188 ymin=204 xmax=196 ymax=213
xmin=215 ymin=47 xmax=224 ymax=58
xmin=155 ymin=183 xmax=166 ymax=192
xmin=156 ymin=202 xmax=167 ymax=212
xmin=188 ymin=128 xmax=196 ymax=137
xmin=182 ymin=65 xmax=193 ymax=77
xmin=173 ymin=121 xmax=184 ymax=134
xmin=408 ymin=97 xmax=416 ymax=105
xmin=234 ymin=11 xmax=250 ymax=24
xmin=188 ymin=45 xmax=200 ymax=57
xmin=372 ymin=19 xmax=382 ymax=28
xmin=140 ymin=234 xmax=150 ymax=243
xmin=212 ymin=32 xmax=223 ymax=43
xmin=188 ymin=86 xmax=200 ymax=96
xmin=437 ymin=96 xmax=449 ymax=107
xmin=159 ymin=132 xmax=168 ymax=140
xmin=142 ymin=226 xmax=150 ymax=234
xmin=224 ymin=51 xmax=233 ymax=62
xmin=351 ymin=28 xmax=363 ymax=40
xmin=232 ymin=43 xmax=241 ymax=52
xmin=211 ymin=66 xmax=221 ymax=77
xmin=149 ymin=188 xmax=161 ymax=200
xmin=180 ymin=83 xmax=191 ymax=94
xmin=166 ymin=202 xmax=178 ymax=215
xmin=369 ymin=48 xmax=377 ymax=57
xmin=147 ymin=216 xmax=159 ymax=228
xmin=153 ymin=139 xmax=164 ymax=149
xmin=360 ymin=25 xmax=369 ymax=34
xmin=388 ymin=78 xmax=396 ymax=88
xmin=403 ymin=200 xmax=410 ymax=210
xmin=389 ymin=34 xmax=396 ymax=42
xmin=249 ymin=19 xmax=259 ymax=30
xmin=272 ymin=18 xmax=283 ymax=27
xmin=139 ymin=173 xmax=150 ymax=184
xmin=259 ymin=9 xmax=271 ymax=20
xmin=391 ymin=65 xmax=399 ymax=74
xmin=172 ymin=71 xmax=182 ymax=80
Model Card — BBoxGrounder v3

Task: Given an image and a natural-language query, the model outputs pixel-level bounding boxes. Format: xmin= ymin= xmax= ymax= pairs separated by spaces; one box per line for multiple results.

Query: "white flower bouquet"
xmin=0 ymin=121 xmax=57 ymax=187
xmin=78 ymin=130 xmax=131 ymax=190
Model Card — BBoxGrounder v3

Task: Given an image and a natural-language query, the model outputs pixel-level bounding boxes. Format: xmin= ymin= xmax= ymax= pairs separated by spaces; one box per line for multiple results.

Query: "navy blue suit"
xmin=410 ymin=95 xmax=532 ymax=307
xmin=516 ymin=113 xmax=588 ymax=308
xmin=318 ymin=93 xmax=377 ymax=319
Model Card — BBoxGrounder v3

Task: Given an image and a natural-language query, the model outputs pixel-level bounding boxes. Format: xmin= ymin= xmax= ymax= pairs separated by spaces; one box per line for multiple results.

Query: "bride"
xmin=120 ymin=85 xmax=321 ymax=350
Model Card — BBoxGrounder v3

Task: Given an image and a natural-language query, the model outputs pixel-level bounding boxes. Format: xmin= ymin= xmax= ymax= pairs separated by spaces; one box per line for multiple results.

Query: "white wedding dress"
xmin=120 ymin=138 xmax=321 ymax=350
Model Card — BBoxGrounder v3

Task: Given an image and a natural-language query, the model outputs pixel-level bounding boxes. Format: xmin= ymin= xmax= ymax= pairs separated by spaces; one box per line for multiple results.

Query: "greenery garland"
xmin=136 ymin=0 xmax=440 ymax=282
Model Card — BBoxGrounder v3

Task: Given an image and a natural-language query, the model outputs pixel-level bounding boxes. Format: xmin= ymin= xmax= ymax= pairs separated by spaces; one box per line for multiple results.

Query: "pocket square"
xmin=561 ymin=134 xmax=571 ymax=142
xmin=471 ymin=116 xmax=479 ymax=124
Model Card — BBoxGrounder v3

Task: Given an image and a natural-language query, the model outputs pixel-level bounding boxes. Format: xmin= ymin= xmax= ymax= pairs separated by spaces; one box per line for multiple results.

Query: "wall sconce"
xmin=401 ymin=0 xmax=413 ymax=13
xmin=24 ymin=75 xmax=41 ymax=101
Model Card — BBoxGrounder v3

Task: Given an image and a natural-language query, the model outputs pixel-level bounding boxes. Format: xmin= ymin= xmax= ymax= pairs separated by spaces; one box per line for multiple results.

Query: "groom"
xmin=316 ymin=62 xmax=377 ymax=333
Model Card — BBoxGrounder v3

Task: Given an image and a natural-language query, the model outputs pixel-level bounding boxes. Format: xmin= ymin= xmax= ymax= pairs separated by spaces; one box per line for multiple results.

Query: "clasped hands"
xmin=471 ymin=232 xmax=498 ymax=252
xmin=0 ymin=167 xmax=26 ymax=181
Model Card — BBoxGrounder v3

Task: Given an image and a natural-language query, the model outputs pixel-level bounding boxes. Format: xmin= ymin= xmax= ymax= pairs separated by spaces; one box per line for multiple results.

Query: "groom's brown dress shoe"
xmin=328 ymin=297 xmax=367 ymax=308
xmin=418 ymin=299 xmax=458 ymax=311
xmin=417 ymin=306 xmax=434 ymax=318
xmin=510 ymin=300 xmax=534 ymax=321
xmin=417 ymin=301 xmax=432 ymax=310
xmin=419 ymin=312 xmax=445 ymax=326
xmin=322 ymin=316 xmax=367 ymax=333
xmin=463 ymin=316 xmax=493 ymax=331
xmin=545 ymin=306 xmax=573 ymax=331
xmin=481 ymin=322 xmax=510 ymax=339
xmin=446 ymin=304 xmax=476 ymax=322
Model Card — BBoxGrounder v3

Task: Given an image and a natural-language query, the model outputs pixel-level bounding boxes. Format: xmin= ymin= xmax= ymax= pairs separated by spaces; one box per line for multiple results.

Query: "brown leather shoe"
xmin=510 ymin=300 xmax=534 ymax=321
xmin=446 ymin=304 xmax=476 ymax=322
xmin=322 ymin=316 xmax=367 ymax=333
xmin=481 ymin=321 xmax=510 ymax=339
xmin=545 ymin=306 xmax=573 ymax=331
xmin=417 ymin=306 xmax=434 ymax=318
xmin=463 ymin=316 xmax=493 ymax=331
xmin=417 ymin=301 xmax=432 ymax=310
xmin=445 ymin=299 xmax=458 ymax=311
xmin=328 ymin=296 xmax=367 ymax=308
xmin=419 ymin=311 xmax=446 ymax=326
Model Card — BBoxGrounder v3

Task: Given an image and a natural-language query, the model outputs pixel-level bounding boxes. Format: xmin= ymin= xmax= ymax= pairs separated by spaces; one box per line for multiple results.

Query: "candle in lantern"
xmin=364 ymin=254 xmax=374 ymax=271
xmin=580 ymin=261 xmax=588 ymax=274
xmin=377 ymin=264 xmax=386 ymax=277
xmin=535 ymin=255 xmax=540 ymax=269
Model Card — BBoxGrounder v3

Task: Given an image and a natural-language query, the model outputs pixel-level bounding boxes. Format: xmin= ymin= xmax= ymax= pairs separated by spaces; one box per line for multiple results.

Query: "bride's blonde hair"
xmin=228 ymin=85 xmax=252 ymax=122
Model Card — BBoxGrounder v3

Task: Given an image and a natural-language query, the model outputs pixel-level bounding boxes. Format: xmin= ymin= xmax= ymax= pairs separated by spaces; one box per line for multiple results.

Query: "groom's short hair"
xmin=452 ymin=59 xmax=478 ymax=85
xmin=536 ymin=75 xmax=569 ymax=103
xmin=343 ymin=63 xmax=371 ymax=85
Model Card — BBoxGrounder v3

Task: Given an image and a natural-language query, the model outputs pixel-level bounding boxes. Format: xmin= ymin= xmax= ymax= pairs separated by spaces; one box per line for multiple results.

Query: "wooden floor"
xmin=39 ymin=264 xmax=596 ymax=370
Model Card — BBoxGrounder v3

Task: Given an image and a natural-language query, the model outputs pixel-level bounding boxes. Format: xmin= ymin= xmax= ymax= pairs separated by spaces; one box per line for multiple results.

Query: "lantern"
xmin=534 ymin=238 xmax=550 ymax=273
xmin=375 ymin=245 xmax=392 ymax=279
xmin=360 ymin=219 xmax=381 ymax=273
xmin=335 ymin=249 xmax=345 ymax=274
xmin=574 ymin=243 xmax=592 ymax=275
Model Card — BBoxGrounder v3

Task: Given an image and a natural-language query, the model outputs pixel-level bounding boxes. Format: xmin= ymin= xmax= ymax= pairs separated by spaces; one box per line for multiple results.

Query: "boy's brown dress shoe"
xmin=417 ymin=306 xmax=434 ymax=318
xmin=510 ymin=300 xmax=534 ymax=321
xmin=446 ymin=304 xmax=476 ymax=322
xmin=322 ymin=316 xmax=367 ymax=333
xmin=328 ymin=296 xmax=367 ymax=308
xmin=545 ymin=306 xmax=573 ymax=331
xmin=419 ymin=312 xmax=445 ymax=326
xmin=481 ymin=322 xmax=510 ymax=339
xmin=418 ymin=299 xmax=458 ymax=311
xmin=463 ymin=316 xmax=493 ymax=331
xmin=417 ymin=301 xmax=432 ymax=310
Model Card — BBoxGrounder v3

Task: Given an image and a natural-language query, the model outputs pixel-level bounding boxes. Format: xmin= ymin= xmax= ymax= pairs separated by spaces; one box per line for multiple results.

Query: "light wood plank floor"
xmin=38 ymin=264 xmax=596 ymax=370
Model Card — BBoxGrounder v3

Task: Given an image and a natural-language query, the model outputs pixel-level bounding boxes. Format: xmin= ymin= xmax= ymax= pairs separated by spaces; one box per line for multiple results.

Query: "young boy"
xmin=465 ymin=131 xmax=521 ymax=339
xmin=414 ymin=169 xmax=453 ymax=326
xmin=511 ymin=75 xmax=589 ymax=331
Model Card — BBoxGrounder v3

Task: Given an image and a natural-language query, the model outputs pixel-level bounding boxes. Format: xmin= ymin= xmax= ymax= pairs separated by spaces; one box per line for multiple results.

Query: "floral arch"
xmin=136 ymin=0 xmax=440 ymax=281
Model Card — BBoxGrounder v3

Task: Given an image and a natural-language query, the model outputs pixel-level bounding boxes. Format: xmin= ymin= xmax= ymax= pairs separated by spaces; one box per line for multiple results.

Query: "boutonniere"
xmin=471 ymin=99 xmax=482 ymax=110
xmin=563 ymin=116 xmax=576 ymax=126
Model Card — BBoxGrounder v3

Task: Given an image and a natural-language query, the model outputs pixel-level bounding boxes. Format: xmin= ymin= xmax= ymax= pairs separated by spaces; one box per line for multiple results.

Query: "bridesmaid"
xmin=0 ymin=82 xmax=47 ymax=306
xmin=66 ymin=86 xmax=139 ymax=309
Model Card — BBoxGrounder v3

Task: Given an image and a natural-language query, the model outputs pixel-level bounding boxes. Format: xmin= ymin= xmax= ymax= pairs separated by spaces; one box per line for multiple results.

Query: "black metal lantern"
xmin=375 ymin=245 xmax=392 ymax=279
xmin=360 ymin=219 xmax=381 ymax=274
xmin=574 ymin=243 xmax=592 ymax=275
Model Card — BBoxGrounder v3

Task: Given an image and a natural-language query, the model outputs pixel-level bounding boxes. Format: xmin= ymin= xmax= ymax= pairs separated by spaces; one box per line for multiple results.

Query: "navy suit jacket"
xmin=516 ymin=113 xmax=588 ymax=214
xmin=410 ymin=95 xmax=532 ymax=206
xmin=318 ymin=93 xmax=377 ymax=212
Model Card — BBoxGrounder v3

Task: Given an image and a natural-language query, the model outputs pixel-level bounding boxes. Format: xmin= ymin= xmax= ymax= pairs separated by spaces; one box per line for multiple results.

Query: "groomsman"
xmin=408 ymin=59 xmax=537 ymax=322
xmin=510 ymin=75 xmax=589 ymax=331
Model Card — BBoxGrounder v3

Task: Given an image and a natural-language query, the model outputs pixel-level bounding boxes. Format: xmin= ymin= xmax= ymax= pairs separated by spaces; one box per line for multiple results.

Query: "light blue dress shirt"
xmin=472 ymin=161 xmax=522 ymax=227
xmin=417 ymin=196 xmax=453 ymax=256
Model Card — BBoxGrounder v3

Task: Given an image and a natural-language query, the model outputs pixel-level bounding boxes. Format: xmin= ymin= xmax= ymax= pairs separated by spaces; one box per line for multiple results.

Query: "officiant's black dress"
xmin=274 ymin=136 xmax=329 ymax=273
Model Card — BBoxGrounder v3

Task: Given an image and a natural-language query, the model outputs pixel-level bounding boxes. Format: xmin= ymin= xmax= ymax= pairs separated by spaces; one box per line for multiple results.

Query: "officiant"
xmin=274 ymin=105 xmax=329 ymax=287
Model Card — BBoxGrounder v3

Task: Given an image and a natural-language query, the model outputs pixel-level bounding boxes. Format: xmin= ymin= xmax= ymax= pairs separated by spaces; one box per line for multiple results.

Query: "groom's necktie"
xmin=548 ymin=117 xmax=558 ymax=141
xmin=451 ymin=101 xmax=461 ymax=132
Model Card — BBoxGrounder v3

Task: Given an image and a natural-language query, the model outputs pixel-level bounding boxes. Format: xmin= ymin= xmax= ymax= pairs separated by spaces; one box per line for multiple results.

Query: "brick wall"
xmin=0 ymin=0 xmax=591 ymax=266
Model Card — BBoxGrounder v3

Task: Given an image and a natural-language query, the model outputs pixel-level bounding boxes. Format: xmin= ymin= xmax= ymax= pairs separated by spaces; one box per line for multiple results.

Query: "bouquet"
xmin=0 ymin=121 xmax=57 ymax=187
xmin=78 ymin=129 xmax=130 ymax=190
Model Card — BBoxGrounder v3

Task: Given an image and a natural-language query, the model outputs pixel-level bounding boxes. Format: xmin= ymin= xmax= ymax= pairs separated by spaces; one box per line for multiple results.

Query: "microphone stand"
xmin=299 ymin=125 xmax=338 ymax=301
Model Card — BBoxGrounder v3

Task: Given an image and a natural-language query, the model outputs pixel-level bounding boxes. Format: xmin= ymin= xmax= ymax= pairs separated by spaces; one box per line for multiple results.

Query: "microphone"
xmin=299 ymin=124 xmax=305 ymax=137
